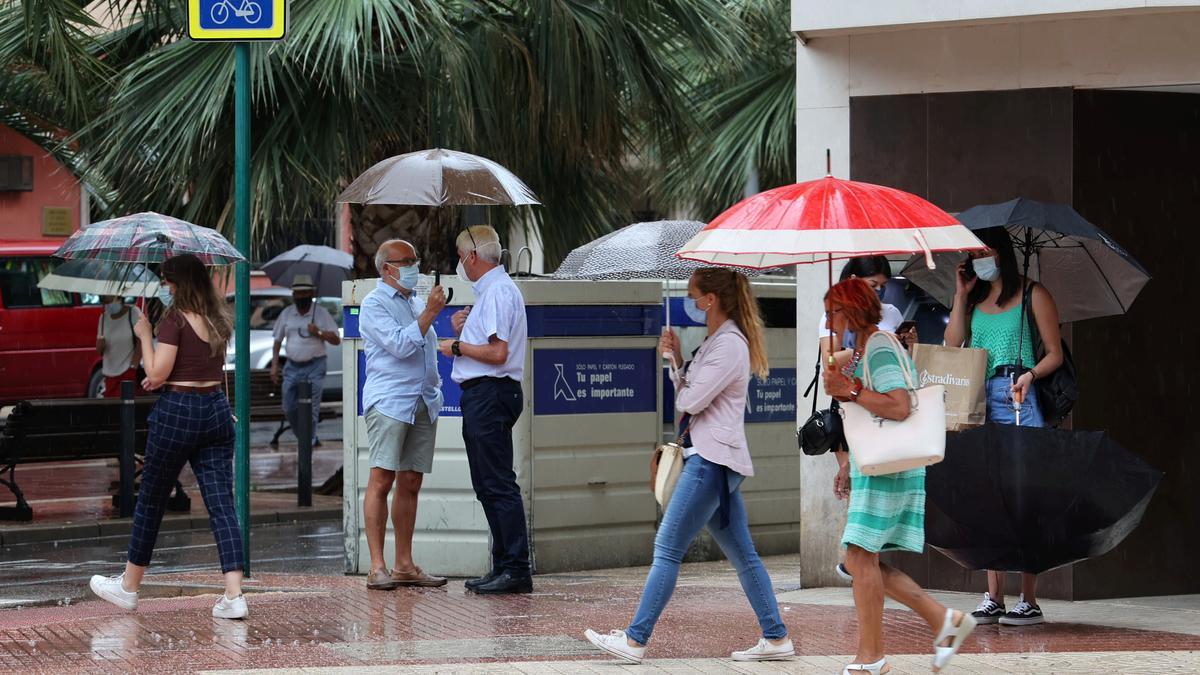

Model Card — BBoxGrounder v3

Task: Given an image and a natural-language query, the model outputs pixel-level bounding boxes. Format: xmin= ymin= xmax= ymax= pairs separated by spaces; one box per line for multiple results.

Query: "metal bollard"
xmin=119 ymin=380 xmax=136 ymax=518
xmin=297 ymin=380 xmax=312 ymax=507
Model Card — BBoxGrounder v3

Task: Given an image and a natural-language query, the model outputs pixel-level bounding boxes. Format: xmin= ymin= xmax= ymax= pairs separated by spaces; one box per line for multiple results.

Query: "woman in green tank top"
xmin=944 ymin=227 xmax=1065 ymax=628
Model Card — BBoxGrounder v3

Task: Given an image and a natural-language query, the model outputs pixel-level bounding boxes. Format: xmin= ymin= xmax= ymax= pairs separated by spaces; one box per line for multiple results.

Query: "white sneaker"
xmin=584 ymin=628 xmax=645 ymax=664
xmin=212 ymin=593 xmax=248 ymax=620
xmin=732 ymin=637 xmax=795 ymax=661
xmin=90 ymin=574 xmax=138 ymax=610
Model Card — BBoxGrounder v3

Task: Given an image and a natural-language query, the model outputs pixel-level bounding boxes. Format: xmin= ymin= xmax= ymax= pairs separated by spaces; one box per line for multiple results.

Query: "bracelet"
xmin=1029 ymin=367 xmax=1038 ymax=381
xmin=848 ymin=377 xmax=864 ymax=399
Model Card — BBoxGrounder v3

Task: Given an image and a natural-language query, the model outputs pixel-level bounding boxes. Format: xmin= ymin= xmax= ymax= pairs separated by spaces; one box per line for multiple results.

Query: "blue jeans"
xmin=627 ymin=455 xmax=787 ymax=645
xmin=283 ymin=356 xmax=326 ymax=444
xmin=985 ymin=375 xmax=1045 ymax=427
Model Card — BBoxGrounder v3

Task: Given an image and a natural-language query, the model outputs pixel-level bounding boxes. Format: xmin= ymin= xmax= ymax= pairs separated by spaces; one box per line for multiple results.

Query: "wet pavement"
xmin=0 ymin=420 xmax=343 ymax=546
xmin=2 ymin=553 xmax=1200 ymax=673
xmin=0 ymin=521 xmax=342 ymax=609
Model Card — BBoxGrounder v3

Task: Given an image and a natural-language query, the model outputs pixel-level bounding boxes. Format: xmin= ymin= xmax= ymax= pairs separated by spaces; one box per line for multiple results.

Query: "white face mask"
xmin=456 ymin=258 xmax=471 ymax=283
xmin=973 ymin=256 xmax=1001 ymax=282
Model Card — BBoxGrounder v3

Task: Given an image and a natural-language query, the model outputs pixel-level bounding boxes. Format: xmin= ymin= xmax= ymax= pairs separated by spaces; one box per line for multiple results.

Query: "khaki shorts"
xmin=366 ymin=401 xmax=437 ymax=474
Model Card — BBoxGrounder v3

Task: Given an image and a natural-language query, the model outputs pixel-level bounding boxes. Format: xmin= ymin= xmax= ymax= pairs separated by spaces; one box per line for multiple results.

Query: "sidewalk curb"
xmin=0 ymin=505 xmax=340 ymax=546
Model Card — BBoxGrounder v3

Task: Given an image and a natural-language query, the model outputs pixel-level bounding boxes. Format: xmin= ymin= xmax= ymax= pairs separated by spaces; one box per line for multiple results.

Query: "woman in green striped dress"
xmin=823 ymin=278 xmax=975 ymax=675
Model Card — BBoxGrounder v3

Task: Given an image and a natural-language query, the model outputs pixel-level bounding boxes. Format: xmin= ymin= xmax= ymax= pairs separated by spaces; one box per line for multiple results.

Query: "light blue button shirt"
xmin=451 ymin=267 xmax=527 ymax=384
xmin=360 ymin=284 xmax=443 ymax=423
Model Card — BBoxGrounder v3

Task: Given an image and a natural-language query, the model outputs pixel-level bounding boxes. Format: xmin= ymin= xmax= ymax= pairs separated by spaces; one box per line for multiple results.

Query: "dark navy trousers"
xmin=460 ymin=378 xmax=529 ymax=574
xmin=128 ymin=390 xmax=244 ymax=573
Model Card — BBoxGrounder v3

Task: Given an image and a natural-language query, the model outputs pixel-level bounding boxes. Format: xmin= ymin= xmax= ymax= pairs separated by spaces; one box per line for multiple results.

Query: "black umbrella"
xmin=925 ymin=423 xmax=1162 ymax=574
xmin=261 ymin=245 xmax=352 ymax=297
xmin=901 ymin=198 xmax=1150 ymax=323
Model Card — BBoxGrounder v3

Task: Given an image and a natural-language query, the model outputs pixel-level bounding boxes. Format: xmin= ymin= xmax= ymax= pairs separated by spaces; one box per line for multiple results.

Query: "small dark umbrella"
xmin=261 ymin=245 xmax=352 ymax=297
xmin=925 ymin=423 xmax=1162 ymax=574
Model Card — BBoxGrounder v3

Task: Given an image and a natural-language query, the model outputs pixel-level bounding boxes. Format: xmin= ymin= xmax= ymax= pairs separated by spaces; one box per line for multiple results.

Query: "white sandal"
xmin=842 ymin=657 xmax=888 ymax=674
xmin=932 ymin=607 xmax=977 ymax=672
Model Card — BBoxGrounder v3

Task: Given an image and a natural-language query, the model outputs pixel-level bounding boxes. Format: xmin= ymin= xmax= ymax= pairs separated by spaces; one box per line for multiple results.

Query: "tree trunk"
xmin=349 ymin=205 xmax=460 ymax=278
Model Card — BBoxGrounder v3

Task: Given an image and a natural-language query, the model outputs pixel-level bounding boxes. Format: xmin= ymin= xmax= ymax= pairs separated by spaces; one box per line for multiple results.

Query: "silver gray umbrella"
xmin=337 ymin=148 xmax=540 ymax=207
xmin=37 ymin=259 xmax=160 ymax=297
xmin=261 ymin=245 xmax=352 ymax=297
xmin=900 ymin=198 xmax=1150 ymax=323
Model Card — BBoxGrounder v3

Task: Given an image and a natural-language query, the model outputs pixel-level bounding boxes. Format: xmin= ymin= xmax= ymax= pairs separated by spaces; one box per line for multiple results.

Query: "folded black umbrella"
xmin=925 ymin=423 xmax=1161 ymax=574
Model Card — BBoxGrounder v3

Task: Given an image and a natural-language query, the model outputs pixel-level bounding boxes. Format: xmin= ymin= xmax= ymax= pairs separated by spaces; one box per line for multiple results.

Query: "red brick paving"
xmin=1 ymin=572 xmax=1197 ymax=672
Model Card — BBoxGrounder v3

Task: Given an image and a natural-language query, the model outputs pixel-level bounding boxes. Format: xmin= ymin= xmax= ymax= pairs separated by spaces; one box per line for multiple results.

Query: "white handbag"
xmin=840 ymin=332 xmax=946 ymax=476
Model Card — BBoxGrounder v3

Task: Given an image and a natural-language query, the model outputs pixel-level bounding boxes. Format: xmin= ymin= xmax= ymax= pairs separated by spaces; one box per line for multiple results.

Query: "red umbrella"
xmin=676 ymin=168 xmax=983 ymax=272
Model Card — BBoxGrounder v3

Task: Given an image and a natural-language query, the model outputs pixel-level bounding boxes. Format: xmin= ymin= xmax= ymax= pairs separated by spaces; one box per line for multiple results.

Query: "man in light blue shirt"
xmin=438 ymin=225 xmax=530 ymax=595
xmin=360 ymin=239 xmax=447 ymax=590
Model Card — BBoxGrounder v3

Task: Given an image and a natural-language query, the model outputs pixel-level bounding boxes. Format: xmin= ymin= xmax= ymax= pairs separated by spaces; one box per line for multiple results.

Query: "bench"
xmin=225 ymin=369 xmax=340 ymax=447
xmin=0 ymin=397 xmax=190 ymax=520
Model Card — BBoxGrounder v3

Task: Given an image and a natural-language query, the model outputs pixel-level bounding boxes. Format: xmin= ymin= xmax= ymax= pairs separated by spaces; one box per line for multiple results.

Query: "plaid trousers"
xmin=128 ymin=390 xmax=244 ymax=573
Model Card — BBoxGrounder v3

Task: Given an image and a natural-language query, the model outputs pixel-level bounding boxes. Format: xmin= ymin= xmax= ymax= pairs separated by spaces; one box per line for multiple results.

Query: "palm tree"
xmin=4 ymin=0 xmax=756 ymax=272
xmin=653 ymin=0 xmax=796 ymax=221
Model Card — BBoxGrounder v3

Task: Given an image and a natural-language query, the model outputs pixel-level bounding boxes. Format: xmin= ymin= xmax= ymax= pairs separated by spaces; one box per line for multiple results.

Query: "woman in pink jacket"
xmin=583 ymin=268 xmax=792 ymax=664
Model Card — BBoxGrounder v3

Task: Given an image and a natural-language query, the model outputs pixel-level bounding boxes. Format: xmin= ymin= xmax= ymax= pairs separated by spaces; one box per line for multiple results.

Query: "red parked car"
xmin=0 ymin=240 xmax=106 ymax=404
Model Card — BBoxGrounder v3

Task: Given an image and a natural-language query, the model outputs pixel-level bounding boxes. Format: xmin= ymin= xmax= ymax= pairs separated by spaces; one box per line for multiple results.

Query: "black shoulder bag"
xmin=1021 ymin=283 xmax=1078 ymax=427
xmin=798 ymin=361 xmax=844 ymax=456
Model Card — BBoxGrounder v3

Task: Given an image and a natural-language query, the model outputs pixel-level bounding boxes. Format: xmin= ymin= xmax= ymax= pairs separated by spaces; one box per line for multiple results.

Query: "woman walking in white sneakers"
xmin=583 ymin=268 xmax=792 ymax=664
xmin=89 ymin=254 xmax=248 ymax=620
xmin=823 ymin=278 xmax=976 ymax=674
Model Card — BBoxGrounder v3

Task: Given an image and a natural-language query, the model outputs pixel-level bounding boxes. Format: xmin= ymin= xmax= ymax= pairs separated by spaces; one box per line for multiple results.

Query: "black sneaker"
xmin=971 ymin=592 xmax=1006 ymax=624
xmin=999 ymin=595 xmax=1044 ymax=626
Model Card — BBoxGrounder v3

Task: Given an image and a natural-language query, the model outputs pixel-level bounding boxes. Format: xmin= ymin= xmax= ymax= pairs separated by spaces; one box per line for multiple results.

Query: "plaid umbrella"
xmin=52 ymin=212 xmax=245 ymax=265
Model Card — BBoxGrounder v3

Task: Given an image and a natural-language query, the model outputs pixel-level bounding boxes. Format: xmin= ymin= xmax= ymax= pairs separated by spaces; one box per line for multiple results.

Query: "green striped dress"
xmin=841 ymin=332 xmax=926 ymax=554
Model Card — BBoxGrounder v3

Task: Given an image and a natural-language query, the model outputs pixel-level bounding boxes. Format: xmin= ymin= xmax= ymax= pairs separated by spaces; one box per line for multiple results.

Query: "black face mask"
xmin=295 ymin=297 xmax=313 ymax=312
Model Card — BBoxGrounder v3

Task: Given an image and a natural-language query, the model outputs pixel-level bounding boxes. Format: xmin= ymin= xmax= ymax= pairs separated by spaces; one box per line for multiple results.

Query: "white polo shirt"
xmin=272 ymin=303 xmax=338 ymax=363
xmin=451 ymin=266 xmax=527 ymax=384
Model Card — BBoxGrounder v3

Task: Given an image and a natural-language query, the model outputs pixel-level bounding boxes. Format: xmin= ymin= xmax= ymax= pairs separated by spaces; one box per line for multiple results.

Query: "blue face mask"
xmin=157 ymin=286 xmax=173 ymax=308
xmin=391 ymin=264 xmax=420 ymax=290
xmin=683 ymin=296 xmax=709 ymax=323
xmin=875 ymin=286 xmax=887 ymax=301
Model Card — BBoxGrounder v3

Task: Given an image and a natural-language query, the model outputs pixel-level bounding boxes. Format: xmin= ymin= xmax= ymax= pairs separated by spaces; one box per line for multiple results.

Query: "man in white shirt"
xmin=96 ymin=296 xmax=142 ymax=398
xmin=438 ymin=225 xmax=530 ymax=595
xmin=271 ymin=275 xmax=340 ymax=446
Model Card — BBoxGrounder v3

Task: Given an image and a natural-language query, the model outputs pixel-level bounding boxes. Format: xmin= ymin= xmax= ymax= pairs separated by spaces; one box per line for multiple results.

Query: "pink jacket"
xmin=670 ymin=320 xmax=754 ymax=477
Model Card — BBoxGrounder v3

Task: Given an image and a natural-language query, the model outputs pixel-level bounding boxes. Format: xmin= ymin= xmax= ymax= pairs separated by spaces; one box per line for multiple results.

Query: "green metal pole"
xmin=234 ymin=42 xmax=252 ymax=576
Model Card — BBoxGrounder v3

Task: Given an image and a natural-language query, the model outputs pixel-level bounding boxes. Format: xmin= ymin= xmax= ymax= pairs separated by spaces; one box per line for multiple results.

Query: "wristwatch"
xmin=451 ymin=340 xmax=462 ymax=357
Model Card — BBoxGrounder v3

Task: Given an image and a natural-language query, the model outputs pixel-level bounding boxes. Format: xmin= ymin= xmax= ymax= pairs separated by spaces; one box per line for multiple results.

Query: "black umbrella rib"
xmin=1080 ymin=243 xmax=1128 ymax=316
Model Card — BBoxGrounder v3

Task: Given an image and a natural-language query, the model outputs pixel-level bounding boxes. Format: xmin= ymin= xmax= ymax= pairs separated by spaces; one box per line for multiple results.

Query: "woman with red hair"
xmin=823 ymin=278 xmax=975 ymax=674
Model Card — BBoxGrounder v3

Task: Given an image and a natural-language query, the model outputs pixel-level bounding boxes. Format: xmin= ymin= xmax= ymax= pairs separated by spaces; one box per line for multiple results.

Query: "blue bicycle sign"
xmin=188 ymin=0 xmax=286 ymax=40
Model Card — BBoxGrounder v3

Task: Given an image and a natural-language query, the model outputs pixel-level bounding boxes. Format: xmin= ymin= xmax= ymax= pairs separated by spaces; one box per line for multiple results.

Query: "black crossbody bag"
xmin=1021 ymin=282 xmax=1078 ymax=427
xmin=798 ymin=361 xmax=844 ymax=456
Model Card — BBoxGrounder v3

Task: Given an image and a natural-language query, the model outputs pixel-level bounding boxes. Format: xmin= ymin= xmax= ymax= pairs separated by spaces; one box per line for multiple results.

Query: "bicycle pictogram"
xmin=209 ymin=0 xmax=263 ymax=25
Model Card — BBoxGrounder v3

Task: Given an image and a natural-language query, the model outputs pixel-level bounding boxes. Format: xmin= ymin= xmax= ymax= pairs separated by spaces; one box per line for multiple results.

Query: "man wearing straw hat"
xmin=271 ymin=274 xmax=340 ymax=447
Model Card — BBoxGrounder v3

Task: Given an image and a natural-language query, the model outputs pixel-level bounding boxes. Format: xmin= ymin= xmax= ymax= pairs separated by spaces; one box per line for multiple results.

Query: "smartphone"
xmin=435 ymin=270 xmax=454 ymax=303
xmin=897 ymin=320 xmax=917 ymax=334
xmin=960 ymin=256 xmax=977 ymax=281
